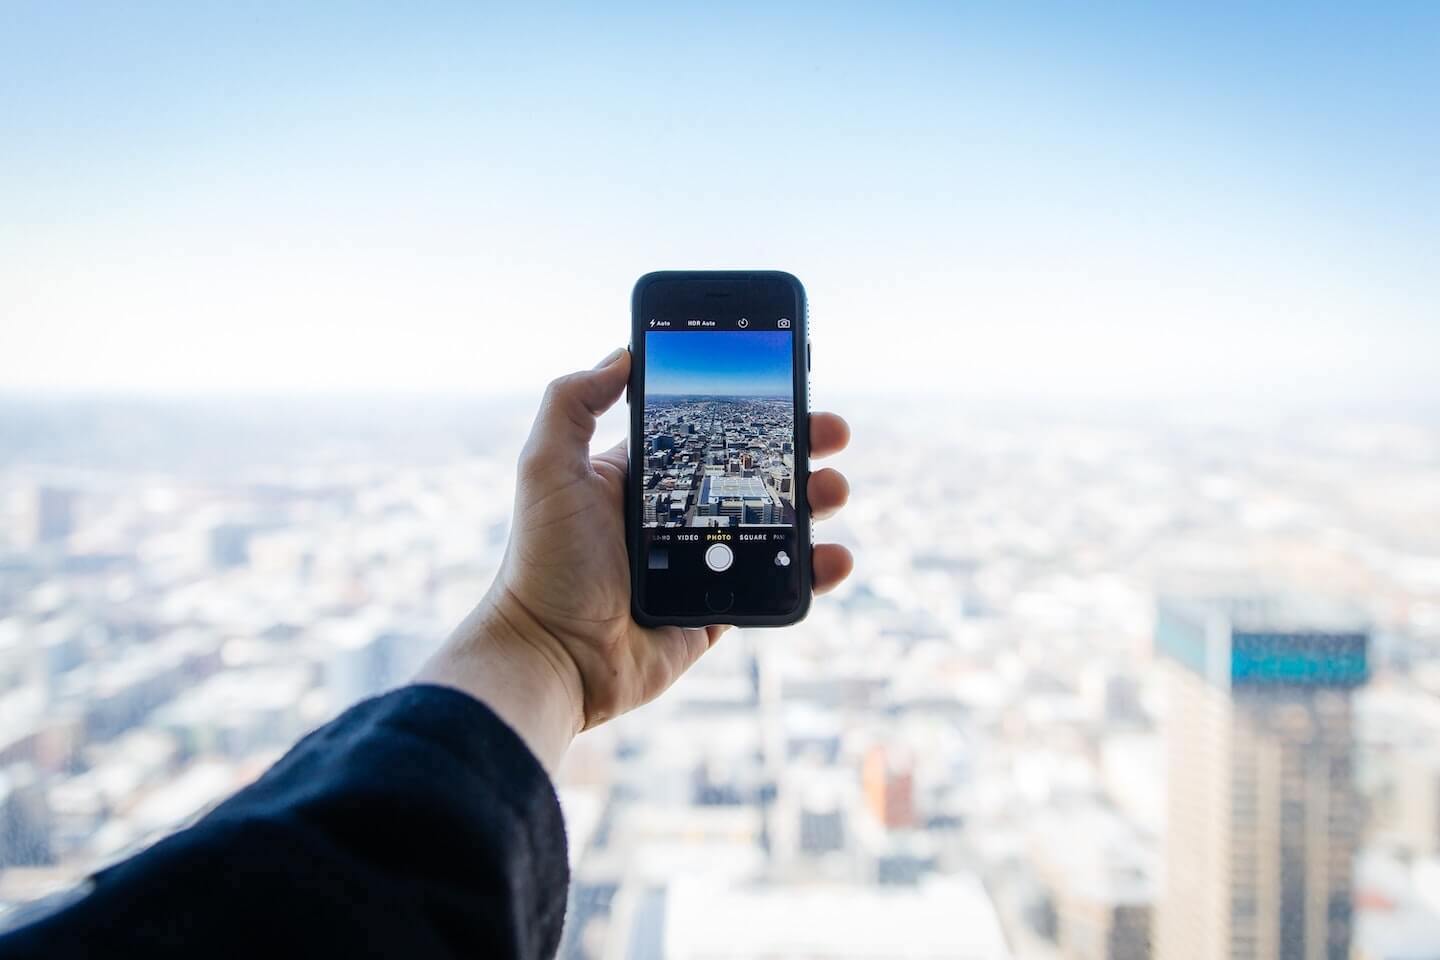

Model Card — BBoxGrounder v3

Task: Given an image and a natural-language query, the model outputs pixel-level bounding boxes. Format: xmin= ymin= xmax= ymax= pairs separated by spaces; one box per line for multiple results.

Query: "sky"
xmin=646 ymin=331 xmax=793 ymax=397
xmin=1 ymin=3 xmax=1437 ymax=407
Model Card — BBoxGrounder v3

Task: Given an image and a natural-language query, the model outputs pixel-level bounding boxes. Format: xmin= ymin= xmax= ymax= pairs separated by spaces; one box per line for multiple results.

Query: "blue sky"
xmin=646 ymin=332 xmax=793 ymax=397
xmin=1 ymin=3 xmax=1436 ymax=405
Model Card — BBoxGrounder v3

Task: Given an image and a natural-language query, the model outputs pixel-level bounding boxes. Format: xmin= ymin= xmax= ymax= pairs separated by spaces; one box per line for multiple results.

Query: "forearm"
xmin=415 ymin=588 xmax=584 ymax=774
xmin=0 ymin=686 xmax=571 ymax=960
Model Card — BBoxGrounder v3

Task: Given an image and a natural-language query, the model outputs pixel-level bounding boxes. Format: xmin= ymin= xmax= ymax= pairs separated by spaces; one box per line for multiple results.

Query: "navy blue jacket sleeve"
xmin=0 ymin=684 xmax=570 ymax=960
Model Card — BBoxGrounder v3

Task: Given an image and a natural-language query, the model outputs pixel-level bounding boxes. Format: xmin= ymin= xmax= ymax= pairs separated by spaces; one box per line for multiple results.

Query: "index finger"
xmin=810 ymin=413 xmax=850 ymax=459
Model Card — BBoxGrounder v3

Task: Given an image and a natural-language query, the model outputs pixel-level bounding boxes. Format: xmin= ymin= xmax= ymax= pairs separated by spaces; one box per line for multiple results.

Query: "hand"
xmin=417 ymin=348 xmax=853 ymax=770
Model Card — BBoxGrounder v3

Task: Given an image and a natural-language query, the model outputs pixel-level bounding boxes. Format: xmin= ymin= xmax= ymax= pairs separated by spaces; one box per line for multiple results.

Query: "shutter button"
xmin=705 ymin=543 xmax=733 ymax=572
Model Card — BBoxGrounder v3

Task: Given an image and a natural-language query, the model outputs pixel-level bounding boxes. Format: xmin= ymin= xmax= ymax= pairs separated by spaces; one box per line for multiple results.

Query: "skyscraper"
xmin=33 ymin=486 xmax=77 ymax=546
xmin=1155 ymin=596 xmax=1368 ymax=960
xmin=861 ymin=744 xmax=916 ymax=831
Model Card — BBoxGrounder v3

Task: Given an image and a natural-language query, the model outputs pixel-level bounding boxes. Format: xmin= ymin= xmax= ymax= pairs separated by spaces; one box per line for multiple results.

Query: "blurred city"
xmin=3 ymin=393 xmax=1439 ymax=959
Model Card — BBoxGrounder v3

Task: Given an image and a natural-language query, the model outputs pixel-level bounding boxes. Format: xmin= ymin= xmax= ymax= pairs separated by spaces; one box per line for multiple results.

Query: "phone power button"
xmin=705 ymin=543 xmax=734 ymax=573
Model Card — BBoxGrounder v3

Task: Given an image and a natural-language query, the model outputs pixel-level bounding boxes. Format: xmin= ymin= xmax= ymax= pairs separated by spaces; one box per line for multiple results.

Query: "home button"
xmin=705 ymin=589 xmax=734 ymax=613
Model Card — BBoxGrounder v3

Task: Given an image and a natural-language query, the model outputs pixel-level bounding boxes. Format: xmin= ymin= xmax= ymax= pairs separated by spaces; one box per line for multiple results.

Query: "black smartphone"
xmin=628 ymin=271 xmax=811 ymax=627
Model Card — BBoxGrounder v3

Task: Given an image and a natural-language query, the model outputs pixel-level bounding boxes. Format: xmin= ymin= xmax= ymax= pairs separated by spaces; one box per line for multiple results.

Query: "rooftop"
xmin=1030 ymin=802 xmax=1158 ymax=906
xmin=661 ymin=873 xmax=1010 ymax=960
xmin=699 ymin=476 xmax=774 ymax=505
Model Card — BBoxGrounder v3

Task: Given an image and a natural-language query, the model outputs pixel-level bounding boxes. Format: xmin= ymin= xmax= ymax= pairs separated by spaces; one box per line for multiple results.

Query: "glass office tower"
xmin=1155 ymin=596 xmax=1368 ymax=960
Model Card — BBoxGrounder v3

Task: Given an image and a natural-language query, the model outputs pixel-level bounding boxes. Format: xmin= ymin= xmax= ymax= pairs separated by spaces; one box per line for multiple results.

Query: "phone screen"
xmin=632 ymin=274 xmax=807 ymax=623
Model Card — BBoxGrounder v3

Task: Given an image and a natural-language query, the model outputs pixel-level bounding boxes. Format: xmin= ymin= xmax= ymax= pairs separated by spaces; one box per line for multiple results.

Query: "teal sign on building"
xmin=1156 ymin=598 xmax=1369 ymax=690
xmin=1230 ymin=632 xmax=1368 ymax=688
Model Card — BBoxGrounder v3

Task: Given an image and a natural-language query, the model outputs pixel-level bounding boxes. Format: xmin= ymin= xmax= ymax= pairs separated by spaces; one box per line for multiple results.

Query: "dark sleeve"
xmin=0 ymin=684 xmax=570 ymax=960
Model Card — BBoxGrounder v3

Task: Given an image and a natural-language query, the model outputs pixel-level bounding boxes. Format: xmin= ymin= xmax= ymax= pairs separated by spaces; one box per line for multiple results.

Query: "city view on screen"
xmin=641 ymin=330 xmax=797 ymax=530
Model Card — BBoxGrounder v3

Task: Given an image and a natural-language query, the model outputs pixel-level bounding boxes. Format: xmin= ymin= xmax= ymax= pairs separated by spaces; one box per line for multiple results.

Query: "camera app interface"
xmin=641 ymin=316 xmax=800 ymax=616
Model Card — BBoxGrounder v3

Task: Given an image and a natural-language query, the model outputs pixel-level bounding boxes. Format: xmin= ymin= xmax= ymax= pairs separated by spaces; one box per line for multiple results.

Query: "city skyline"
xmin=2 ymin=395 xmax=1439 ymax=958
xmin=641 ymin=394 xmax=796 ymax=528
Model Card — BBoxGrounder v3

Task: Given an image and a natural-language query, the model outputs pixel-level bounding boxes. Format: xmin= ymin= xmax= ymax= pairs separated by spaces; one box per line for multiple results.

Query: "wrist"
xmin=415 ymin=590 xmax=584 ymax=774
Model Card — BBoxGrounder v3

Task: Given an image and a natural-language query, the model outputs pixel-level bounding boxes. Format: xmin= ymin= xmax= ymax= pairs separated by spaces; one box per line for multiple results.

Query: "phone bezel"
xmin=627 ymin=270 xmax=812 ymax=628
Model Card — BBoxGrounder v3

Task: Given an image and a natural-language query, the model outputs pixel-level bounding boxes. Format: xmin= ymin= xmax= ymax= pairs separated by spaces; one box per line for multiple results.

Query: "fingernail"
xmin=594 ymin=347 xmax=627 ymax=369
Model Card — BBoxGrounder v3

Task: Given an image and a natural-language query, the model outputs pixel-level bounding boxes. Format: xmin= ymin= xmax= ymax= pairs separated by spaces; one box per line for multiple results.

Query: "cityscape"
xmin=642 ymin=330 xmax=797 ymax=530
xmin=641 ymin=396 xmax=797 ymax=529
xmin=1 ymin=393 xmax=1439 ymax=960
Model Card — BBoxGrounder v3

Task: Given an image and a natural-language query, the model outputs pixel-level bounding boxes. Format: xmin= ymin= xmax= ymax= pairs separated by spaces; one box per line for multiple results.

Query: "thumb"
xmin=522 ymin=348 xmax=631 ymax=476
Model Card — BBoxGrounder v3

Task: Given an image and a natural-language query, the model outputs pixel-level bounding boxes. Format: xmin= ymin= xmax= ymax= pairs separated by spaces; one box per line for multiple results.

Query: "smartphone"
xmin=628 ymin=271 xmax=811 ymax=627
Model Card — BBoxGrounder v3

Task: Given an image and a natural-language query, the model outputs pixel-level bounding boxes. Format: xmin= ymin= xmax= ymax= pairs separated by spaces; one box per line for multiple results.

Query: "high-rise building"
xmin=1154 ymin=596 xmax=1368 ymax=960
xmin=0 ymin=764 xmax=53 ymax=867
xmin=208 ymin=523 xmax=254 ymax=569
xmin=696 ymin=476 xmax=778 ymax=525
xmin=1031 ymin=803 xmax=1157 ymax=960
xmin=862 ymin=744 xmax=916 ymax=830
xmin=33 ymin=486 xmax=77 ymax=546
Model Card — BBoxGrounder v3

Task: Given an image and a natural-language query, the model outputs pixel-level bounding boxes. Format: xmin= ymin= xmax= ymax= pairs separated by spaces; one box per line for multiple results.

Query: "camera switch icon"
xmin=777 ymin=318 xmax=791 ymax=329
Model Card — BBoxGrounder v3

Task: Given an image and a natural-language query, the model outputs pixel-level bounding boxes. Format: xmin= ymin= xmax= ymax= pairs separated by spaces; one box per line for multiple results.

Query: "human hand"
xmin=417 ymin=348 xmax=853 ymax=770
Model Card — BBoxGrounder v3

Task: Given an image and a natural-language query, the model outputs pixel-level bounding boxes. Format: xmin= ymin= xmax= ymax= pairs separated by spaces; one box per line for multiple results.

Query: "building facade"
xmin=1155 ymin=597 xmax=1367 ymax=960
